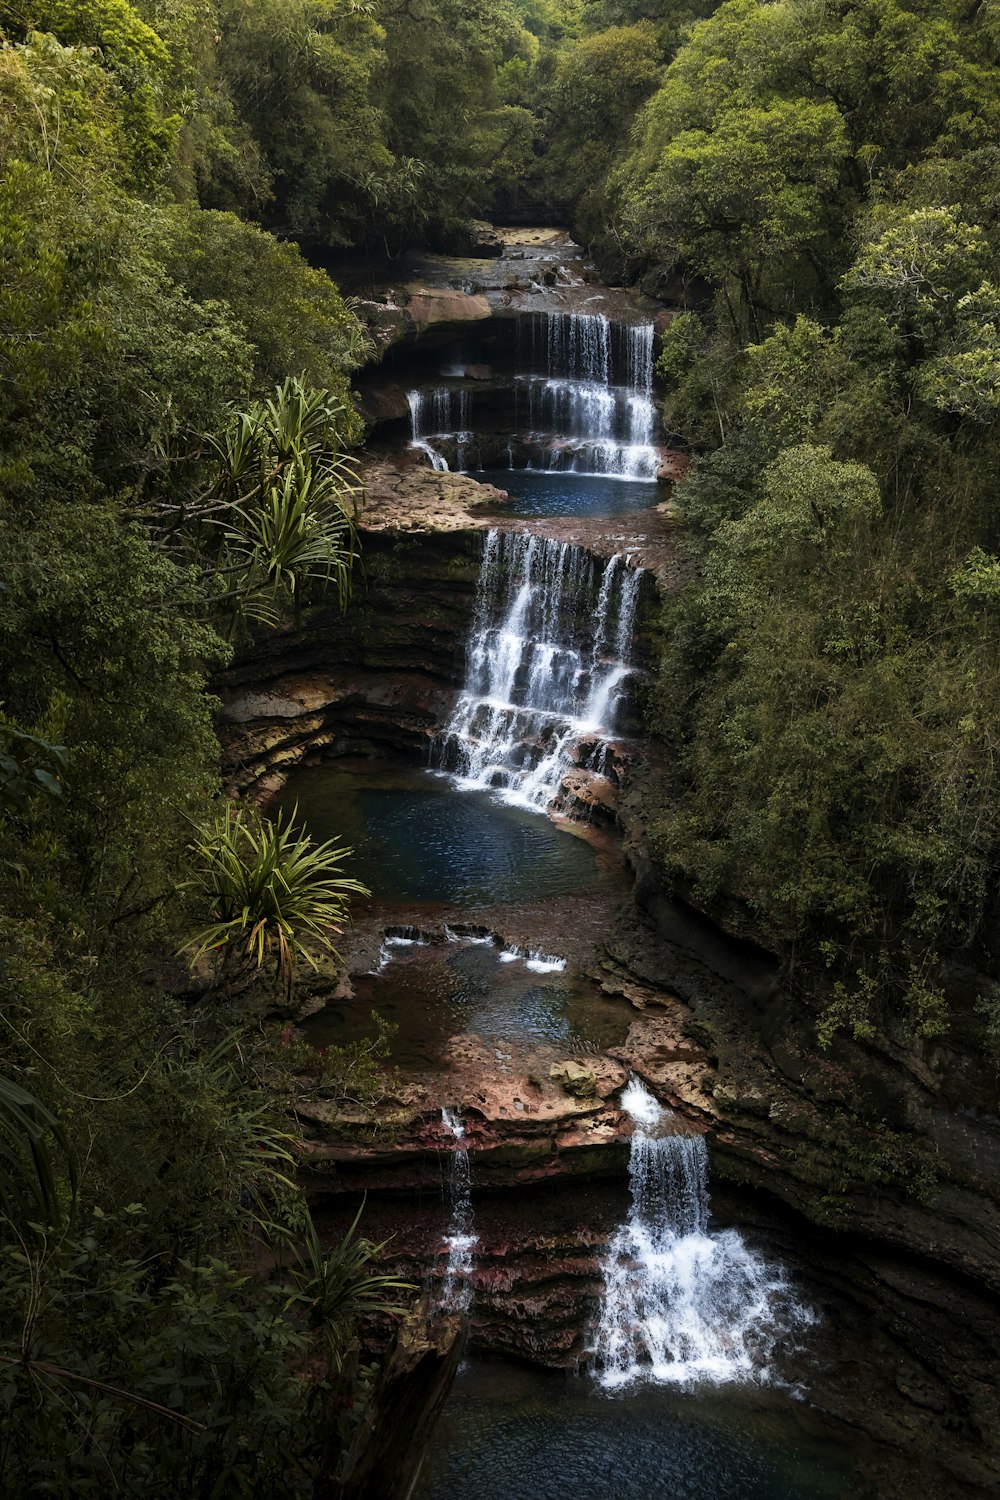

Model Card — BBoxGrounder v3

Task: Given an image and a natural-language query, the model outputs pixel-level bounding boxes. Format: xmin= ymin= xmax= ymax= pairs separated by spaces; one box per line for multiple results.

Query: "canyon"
xmin=217 ymin=230 xmax=1000 ymax=1499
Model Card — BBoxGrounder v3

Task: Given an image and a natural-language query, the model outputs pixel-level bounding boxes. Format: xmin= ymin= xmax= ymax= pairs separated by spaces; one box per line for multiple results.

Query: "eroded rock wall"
xmin=216 ymin=522 xmax=483 ymax=799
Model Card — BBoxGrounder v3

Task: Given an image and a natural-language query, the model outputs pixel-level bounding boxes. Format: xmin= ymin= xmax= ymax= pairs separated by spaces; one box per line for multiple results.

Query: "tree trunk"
xmin=324 ymin=1301 xmax=465 ymax=1500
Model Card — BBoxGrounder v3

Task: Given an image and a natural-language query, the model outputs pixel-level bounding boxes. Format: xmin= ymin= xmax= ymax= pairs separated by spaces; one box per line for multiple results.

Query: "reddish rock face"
xmin=298 ymin=1036 xmax=633 ymax=1198
xmin=404 ymin=289 xmax=493 ymax=338
xmin=315 ymin=1179 xmax=627 ymax=1367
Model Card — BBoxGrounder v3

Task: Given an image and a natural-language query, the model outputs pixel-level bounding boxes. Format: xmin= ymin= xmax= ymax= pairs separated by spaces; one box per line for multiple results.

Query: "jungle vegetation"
xmin=3 ymin=0 xmax=1000 ymax=1488
xmin=569 ymin=0 xmax=1000 ymax=1046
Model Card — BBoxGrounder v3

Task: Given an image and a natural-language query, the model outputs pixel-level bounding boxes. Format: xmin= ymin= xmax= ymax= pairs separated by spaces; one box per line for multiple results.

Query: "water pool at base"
xmin=276 ymin=762 xmax=602 ymax=908
xmin=475 ymin=468 xmax=661 ymax=519
xmin=279 ymin=760 xmax=628 ymax=1066
xmin=415 ymin=1359 xmax=853 ymax=1500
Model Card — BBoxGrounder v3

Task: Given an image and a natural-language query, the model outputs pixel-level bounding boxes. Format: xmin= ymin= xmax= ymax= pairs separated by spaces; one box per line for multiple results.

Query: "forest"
xmin=2 ymin=0 xmax=1000 ymax=1492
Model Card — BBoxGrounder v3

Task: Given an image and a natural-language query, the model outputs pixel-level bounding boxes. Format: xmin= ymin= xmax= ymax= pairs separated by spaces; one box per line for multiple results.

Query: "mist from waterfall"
xmin=593 ymin=1080 xmax=814 ymax=1390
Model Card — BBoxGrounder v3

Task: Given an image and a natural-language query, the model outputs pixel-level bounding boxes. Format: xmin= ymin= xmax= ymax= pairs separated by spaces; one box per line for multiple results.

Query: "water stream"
xmin=514 ymin=313 xmax=660 ymax=480
xmin=297 ymin=240 xmax=850 ymax=1492
xmin=438 ymin=1108 xmax=477 ymax=1314
xmin=406 ymin=310 xmax=661 ymax=482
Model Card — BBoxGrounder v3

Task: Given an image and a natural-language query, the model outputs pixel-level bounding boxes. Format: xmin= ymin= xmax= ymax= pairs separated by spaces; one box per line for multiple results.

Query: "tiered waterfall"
xmin=514 ymin=313 xmax=659 ymax=480
xmin=406 ymin=311 xmax=660 ymax=482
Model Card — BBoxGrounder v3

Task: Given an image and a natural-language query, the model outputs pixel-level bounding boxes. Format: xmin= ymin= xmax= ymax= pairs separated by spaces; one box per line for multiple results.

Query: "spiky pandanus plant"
xmin=212 ymin=378 xmax=362 ymax=634
xmin=181 ymin=803 xmax=369 ymax=999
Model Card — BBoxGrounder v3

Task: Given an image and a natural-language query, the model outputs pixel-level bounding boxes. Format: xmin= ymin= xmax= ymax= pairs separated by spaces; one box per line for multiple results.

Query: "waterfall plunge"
xmin=438 ymin=1108 xmax=477 ymax=1315
xmin=437 ymin=529 xmax=644 ymax=814
xmin=593 ymin=1080 xmax=814 ymax=1390
xmin=407 ymin=387 xmax=472 ymax=472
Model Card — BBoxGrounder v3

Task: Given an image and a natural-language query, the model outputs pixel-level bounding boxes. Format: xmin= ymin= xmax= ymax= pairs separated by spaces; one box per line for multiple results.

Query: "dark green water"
xmin=416 ymin=1360 xmax=852 ymax=1500
xmin=277 ymin=762 xmax=600 ymax=908
xmin=476 ymin=467 xmax=660 ymax=519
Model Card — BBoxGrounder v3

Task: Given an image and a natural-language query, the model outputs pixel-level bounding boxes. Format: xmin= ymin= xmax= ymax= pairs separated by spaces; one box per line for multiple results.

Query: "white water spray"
xmin=593 ymin=1080 xmax=814 ymax=1390
xmin=407 ymin=387 xmax=472 ymax=471
xmin=405 ymin=312 xmax=660 ymax=481
xmin=514 ymin=313 xmax=660 ymax=481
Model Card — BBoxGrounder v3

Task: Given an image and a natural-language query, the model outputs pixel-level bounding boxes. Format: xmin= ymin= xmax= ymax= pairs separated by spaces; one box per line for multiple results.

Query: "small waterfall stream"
xmin=407 ymin=387 xmax=472 ymax=472
xmin=439 ymin=1108 xmax=477 ymax=1314
xmin=437 ymin=528 xmax=644 ymax=812
xmin=594 ymin=1081 xmax=813 ymax=1389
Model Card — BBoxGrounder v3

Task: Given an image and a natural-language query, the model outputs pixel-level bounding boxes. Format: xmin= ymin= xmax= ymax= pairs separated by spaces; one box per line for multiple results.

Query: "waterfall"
xmin=404 ymin=311 xmax=660 ymax=481
xmin=593 ymin=1080 xmax=814 ymax=1390
xmin=439 ymin=1108 xmax=477 ymax=1314
xmin=437 ymin=529 xmax=644 ymax=813
xmin=514 ymin=313 xmax=660 ymax=482
xmin=407 ymin=387 xmax=472 ymax=472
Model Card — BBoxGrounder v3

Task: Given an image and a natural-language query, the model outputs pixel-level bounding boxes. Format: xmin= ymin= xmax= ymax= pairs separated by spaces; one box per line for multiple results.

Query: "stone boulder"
xmin=404 ymin=288 xmax=492 ymax=334
xmin=443 ymin=219 xmax=505 ymax=258
xmin=354 ymin=380 xmax=412 ymax=429
xmin=549 ymin=1060 xmax=598 ymax=1099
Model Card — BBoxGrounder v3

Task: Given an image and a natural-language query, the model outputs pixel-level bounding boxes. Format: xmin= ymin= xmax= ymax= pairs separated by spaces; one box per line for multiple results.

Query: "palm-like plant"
xmin=210 ymin=379 xmax=361 ymax=634
xmin=180 ymin=803 xmax=369 ymax=997
xmin=286 ymin=1204 xmax=412 ymax=1367
xmin=223 ymin=463 xmax=358 ymax=627
xmin=149 ymin=377 xmax=362 ymax=635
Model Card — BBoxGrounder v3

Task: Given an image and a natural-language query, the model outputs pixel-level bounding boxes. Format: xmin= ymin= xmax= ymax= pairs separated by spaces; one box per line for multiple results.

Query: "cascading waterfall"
xmin=405 ymin=310 xmax=660 ymax=481
xmin=437 ymin=528 xmax=643 ymax=813
xmin=593 ymin=1080 xmax=814 ymax=1389
xmin=514 ymin=313 xmax=659 ymax=481
xmin=438 ymin=1108 xmax=477 ymax=1314
xmin=407 ymin=387 xmax=472 ymax=472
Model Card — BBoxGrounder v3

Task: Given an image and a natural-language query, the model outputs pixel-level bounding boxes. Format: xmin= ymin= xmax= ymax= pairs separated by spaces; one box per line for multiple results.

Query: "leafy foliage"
xmin=0 ymin=1203 xmax=407 ymax=1498
xmin=0 ymin=13 xmax=415 ymax=1489
xmin=181 ymin=803 xmax=369 ymax=996
xmin=619 ymin=0 xmax=1000 ymax=1045
xmin=0 ymin=1072 xmax=76 ymax=1229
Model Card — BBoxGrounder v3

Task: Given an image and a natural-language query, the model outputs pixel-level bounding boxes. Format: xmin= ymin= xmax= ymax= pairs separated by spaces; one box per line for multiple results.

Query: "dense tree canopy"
xmin=567 ymin=0 xmax=1000 ymax=1044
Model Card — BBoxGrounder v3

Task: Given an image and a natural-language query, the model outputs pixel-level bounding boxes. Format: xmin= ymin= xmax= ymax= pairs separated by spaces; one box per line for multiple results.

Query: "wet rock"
xmin=404 ymin=288 xmax=492 ymax=333
xmin=442 ymin=220 xmax=505 ymax=258
xmin=214 ymin=517 xmax=486 ymax=797
xmin=550 ymin=1060 xmax=598 ymax=1098
xmin=352 ymin=298 xmax=412 ymax=355
xmin=354 ymin=380 xmax=412 ymax=428
xmin=360 ymin=457 xmax=509 ymax=534
xmin=656 ymin=448 xmax=689 ymax=483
